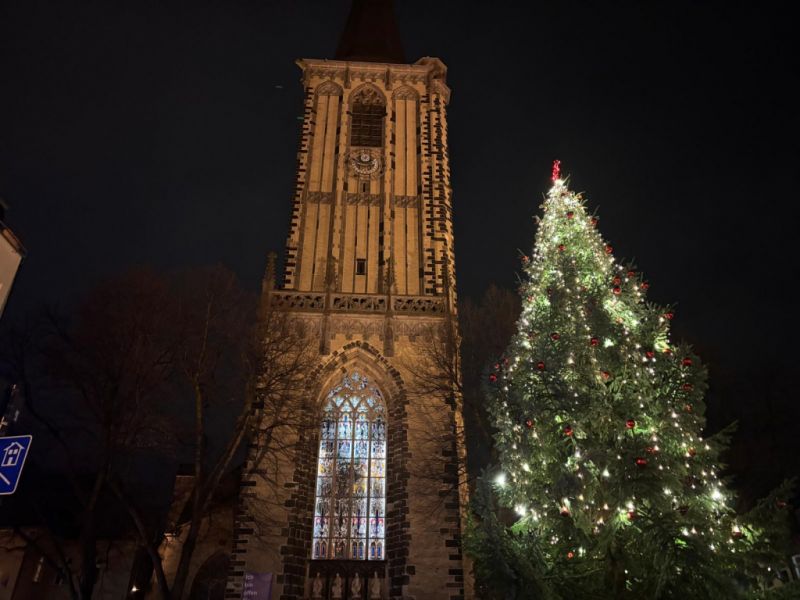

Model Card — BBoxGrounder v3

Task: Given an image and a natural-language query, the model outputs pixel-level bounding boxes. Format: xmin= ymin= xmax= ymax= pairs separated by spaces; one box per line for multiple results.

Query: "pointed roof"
xmin=335 ymin=0 xmax=406 ymax=64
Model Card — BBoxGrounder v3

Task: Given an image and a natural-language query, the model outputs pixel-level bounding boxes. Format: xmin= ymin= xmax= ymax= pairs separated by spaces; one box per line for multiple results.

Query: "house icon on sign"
xmin=1 ymin=441 xmax=24 ymax=467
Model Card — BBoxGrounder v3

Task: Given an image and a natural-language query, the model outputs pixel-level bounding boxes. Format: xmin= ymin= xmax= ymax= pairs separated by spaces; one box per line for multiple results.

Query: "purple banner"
xmin=243 ymin=572 xmax=272 ymax=599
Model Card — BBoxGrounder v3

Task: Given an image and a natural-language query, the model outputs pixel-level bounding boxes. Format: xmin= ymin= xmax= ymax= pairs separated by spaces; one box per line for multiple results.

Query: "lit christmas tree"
xmin=467 ymin=163 xmax=792 ymax=599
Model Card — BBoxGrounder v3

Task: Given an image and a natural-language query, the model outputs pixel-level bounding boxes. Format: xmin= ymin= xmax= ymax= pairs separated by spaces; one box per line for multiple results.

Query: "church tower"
xmin=227 ymin=2 xmax=471 ymax=598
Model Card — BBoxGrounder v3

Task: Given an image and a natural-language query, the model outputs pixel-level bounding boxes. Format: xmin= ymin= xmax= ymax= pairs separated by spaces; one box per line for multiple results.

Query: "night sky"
xmin=2 ymin=2 xmax=798 ymax=499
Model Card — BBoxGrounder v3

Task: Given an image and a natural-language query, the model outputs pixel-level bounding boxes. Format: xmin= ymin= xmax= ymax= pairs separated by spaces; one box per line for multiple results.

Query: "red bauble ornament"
xmin=663 ymin=347 xmax=672 ymax=354
xmin=525 ymin=418 xmax=534 ymax=429
xmin=564 ymin=425 xmax=573 ymax=437
xmin=683 ymin=383 xmax=694 ymax=392
xmin=626 ymin=419 xmax=636 ymax=429
xmin=605 ymin=245 xmax=613 ymax=254
xmin=645 ymin=350 xmax=655 ymax=359
xmin=682 ymin=358 xmax=693 ymax=367
xmin=732 ymin=529 xmax=744 ymax=540
xmin=627 ymin=510 xmax=637 ymax=521
xmin=664 ymin=312 xmax=674 ymax=320
xmin=684 ymin=404 xmax=693 ymax=413
xmin=612 ymin=276 xmax=621 ymax=285
xmin=612 ymin=286 xmax=622 ymax=295
xmin=636 ymin=457 xmax=648 ymax=467
xmin=550 ymin=332 xmax=560 ymax=341
xmin=566 ymin=211 xmax=575 ymax=219
xmin=494 ymin=363 xmax=500 ymax=370
xmin=558 ymin=244 xmax=566 ymax=252
xmin=687 ymin=447 xmax=697 ymax=457
xmin=537 ymin=361 xmax=546 ymax=371
xmin=489 ymin=373 xmax=497 ymax=383
xmin=600 ymin=370 xmax=611 ymax=381
xmin=641 ymin=282 xmax=650 ymax=290
xmin=567 ymin=551 xmax=575 ymax=559
xmin=590 ymin=337 xmax=599 ymax=347
xmin=627 ymin=270 xmax=636 ymax=278
xmin=645 ymin=446 xmax=657 ymax=455
xmin=520 ymin=255 xmax=529 ymax=264
xmin=590 ymin=217 xmax=598 ymax=227
xmin=560 ymin=506 xmax=571 ymax=517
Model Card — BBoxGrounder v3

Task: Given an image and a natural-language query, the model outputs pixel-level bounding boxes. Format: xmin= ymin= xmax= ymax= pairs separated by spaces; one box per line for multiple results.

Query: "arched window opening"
xmin=313 ymin=372 xmax=386 ymax=561
xmin=350 ymin=88 xmax=385 ymax=148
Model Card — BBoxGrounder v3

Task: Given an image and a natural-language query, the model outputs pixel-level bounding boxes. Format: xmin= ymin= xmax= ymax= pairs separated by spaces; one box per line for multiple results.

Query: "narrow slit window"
xmin=356 ymin=259 xmax=366 ymax=276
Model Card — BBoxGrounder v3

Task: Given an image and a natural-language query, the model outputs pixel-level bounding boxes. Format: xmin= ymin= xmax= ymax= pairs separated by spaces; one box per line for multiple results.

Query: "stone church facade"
xmin=225 ymin=3 xmax=471 ymax=599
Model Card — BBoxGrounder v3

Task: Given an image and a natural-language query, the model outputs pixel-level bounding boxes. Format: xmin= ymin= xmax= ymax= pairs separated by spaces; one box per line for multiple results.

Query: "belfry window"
xmin=350 ymin=88 xmax=385 ymax=148
xmin=313 ymin=372 xmax=386 ymax=561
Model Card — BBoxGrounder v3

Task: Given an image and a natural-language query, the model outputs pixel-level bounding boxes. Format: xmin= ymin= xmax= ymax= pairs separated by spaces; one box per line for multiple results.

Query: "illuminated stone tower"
xmin=227 ymin=1 xmax=471 ymax=598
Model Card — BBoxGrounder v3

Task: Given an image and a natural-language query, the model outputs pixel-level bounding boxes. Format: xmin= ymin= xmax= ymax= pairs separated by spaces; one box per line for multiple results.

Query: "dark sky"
xmin=2 ymin=1 xmax=798 ymax=499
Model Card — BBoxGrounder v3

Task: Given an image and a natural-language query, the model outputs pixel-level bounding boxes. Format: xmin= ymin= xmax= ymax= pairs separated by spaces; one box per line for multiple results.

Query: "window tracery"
xmin=312 ymin=372 xmax=386 ymax=561
xmin=350 ymin=87 xmax=385 ymax=148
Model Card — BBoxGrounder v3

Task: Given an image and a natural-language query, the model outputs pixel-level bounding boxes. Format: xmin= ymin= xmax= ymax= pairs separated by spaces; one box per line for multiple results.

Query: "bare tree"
xmin=164 ymin=266 xmax=315 ymax=600
xmin=399 ymin=313 xmax=465 ymax=502
xmin=458 ymin=284 xmax=520 ymax=473
xmin=398 ymin=283 xmax=521 ymax=499
xmin=0 ymin=269 xmax=176 ymax=600
xmin=0 ymin=264 xmax=318 ymax=599
xmin=101 ymin=264 xmax=316 ymax=600
xmin=229 ymin=285 xmax=321 ymax=563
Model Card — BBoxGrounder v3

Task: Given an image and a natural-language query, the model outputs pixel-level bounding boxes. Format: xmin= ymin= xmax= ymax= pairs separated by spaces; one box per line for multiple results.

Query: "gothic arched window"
xmin=312 ymin=372 xmax=386 ymax=561
xmin=350 ymin=88 xmax=385 ymax=148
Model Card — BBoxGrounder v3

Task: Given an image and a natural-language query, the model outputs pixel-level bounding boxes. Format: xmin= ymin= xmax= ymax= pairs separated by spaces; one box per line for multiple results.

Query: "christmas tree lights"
xmin=467 ymin=166 xmax=792 ymax=599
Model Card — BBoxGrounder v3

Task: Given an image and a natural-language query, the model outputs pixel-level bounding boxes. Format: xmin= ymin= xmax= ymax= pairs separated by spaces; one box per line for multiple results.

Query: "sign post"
xmin=0 ymin=435 xmax=32 ymax=495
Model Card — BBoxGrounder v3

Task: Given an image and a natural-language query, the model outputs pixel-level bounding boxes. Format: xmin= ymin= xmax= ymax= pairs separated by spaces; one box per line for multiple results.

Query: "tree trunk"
xmin=169 ymin=518 xmax=202 ymax=600
xmin=78 ymin=517 xmax=97 ymax=600
xmin=107 ymin=478 xmax=172 ymax=599
xmin=78 ymin=470 xmax=106 ymax=600
xmin=145 ymin=539 xmax=172 ymax=600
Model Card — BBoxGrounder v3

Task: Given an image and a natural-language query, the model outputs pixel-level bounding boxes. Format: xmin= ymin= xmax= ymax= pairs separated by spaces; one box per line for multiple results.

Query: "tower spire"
xmin=335 ymin=0 xmax=405 ymax=64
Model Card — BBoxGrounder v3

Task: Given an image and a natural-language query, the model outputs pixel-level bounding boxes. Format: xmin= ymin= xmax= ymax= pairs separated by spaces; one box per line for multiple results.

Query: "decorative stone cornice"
xmin=269 ymin=290 xmax=445 ymax=316
xmin=296 ymin=57 xmax=451 ymax=102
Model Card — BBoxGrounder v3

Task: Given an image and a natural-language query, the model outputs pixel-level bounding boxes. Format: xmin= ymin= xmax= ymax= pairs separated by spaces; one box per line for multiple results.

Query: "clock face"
xmin=350 ymin=150 xmax=382 ymax=178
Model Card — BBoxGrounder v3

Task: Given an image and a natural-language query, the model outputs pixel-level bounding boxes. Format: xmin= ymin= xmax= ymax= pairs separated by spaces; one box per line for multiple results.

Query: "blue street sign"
xmin=0 ymin=435 xmax=32 ymax=495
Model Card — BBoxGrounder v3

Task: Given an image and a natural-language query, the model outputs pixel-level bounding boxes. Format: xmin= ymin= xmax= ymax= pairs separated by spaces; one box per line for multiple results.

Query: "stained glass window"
xmin=312 ymin=372 xmax=386 ymax=561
